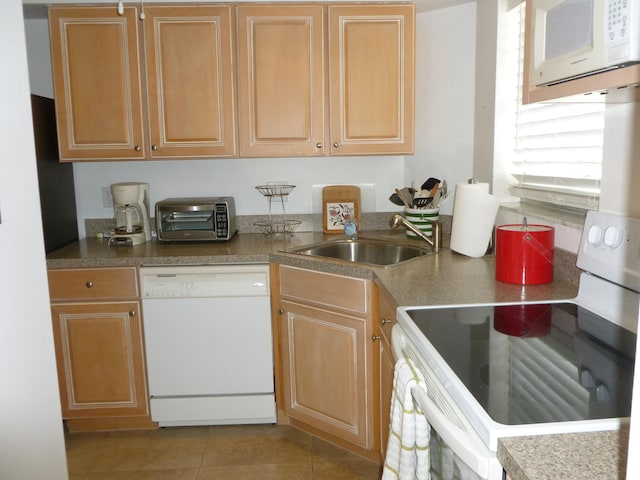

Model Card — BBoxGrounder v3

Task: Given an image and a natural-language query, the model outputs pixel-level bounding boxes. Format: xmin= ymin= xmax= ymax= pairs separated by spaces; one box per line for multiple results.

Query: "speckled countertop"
xmin=47 ymin=230 xmax=626 ymax=479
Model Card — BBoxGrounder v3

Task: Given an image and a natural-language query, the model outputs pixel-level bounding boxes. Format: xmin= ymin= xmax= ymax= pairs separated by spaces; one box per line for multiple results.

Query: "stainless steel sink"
xmin=288 ymin=237 xmax=432 ymax=266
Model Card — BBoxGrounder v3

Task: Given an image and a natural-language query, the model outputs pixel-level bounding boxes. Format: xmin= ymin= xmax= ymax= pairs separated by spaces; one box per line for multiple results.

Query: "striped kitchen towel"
xmin=382 ymin=357 xmax=430 ymax=480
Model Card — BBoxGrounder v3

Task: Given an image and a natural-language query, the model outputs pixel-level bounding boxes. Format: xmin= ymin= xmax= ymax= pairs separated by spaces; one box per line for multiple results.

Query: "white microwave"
xmin=530 ymin=0 xmax=640 ymax=86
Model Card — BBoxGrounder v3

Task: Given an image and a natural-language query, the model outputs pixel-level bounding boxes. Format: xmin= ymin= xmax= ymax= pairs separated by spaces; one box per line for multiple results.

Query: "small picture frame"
xmin=325 ymin=202 xmax=355 ymax=231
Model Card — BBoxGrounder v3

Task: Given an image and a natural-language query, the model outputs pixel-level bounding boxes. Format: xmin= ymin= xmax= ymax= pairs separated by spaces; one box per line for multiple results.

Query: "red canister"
xmin=495 ymin=224 xmax=554 ymax=285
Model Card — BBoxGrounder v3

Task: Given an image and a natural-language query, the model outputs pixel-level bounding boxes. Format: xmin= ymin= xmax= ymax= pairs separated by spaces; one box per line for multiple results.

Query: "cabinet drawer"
xmin=279 ymin=265 xmax=370 ymax=315
xmin=48 ymin=267 xmax=139 ymax=301
xmin=377 ymin=282 xmax=397 ymax=343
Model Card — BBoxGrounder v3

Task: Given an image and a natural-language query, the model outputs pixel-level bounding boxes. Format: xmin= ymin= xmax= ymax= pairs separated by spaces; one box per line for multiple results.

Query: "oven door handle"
xmin=411 ymin=385 xmax=491 ymax=478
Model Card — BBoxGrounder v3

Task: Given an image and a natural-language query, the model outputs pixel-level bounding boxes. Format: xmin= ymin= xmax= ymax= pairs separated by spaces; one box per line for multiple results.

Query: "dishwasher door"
xmin=140 ymin=265 xmax=276 ymax=426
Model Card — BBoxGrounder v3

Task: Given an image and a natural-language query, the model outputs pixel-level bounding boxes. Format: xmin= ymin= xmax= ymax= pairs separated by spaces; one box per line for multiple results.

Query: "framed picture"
xmin=325 ymin=202 xmax=355 ymax=231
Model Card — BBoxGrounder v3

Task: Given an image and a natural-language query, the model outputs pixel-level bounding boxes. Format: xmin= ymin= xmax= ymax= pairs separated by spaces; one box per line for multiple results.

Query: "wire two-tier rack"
xmin=254 ymin=184 xmax=301 ymax=235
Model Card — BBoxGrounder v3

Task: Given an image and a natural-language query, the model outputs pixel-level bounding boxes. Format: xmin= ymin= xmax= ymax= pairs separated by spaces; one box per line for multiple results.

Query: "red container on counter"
xmin=495 ymin=224 xmax=554 ymax=285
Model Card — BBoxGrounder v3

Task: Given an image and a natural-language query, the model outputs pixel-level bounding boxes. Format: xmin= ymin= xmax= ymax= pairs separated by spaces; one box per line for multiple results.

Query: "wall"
xmin=23 ymin=3 xmax=478 ymax=238
xmin=407 ymin=2 xmax=477 ymax=215
xmin=0 ymin=1 xmax=68 ymax=479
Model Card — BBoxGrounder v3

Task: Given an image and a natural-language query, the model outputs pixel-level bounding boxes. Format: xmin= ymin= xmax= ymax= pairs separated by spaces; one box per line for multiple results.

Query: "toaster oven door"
xmin=157 ymin=206 xmax=217 ymax=241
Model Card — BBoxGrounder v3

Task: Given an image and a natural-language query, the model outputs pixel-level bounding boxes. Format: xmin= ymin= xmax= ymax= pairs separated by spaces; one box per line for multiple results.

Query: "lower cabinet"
xmin=376 ymin=281 xmax=398 ymax=461
xmin=48 ymin=267 xmax=154 ymax=431
xmin=274 ymin=264 xmax=377 ymax=458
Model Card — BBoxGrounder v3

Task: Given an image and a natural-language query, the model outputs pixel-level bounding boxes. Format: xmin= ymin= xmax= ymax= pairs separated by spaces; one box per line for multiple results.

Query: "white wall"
xmin=0 ymin=2 xmax=68 ymax=479
xmin=408 ymin=3 xmax=477 ymax=217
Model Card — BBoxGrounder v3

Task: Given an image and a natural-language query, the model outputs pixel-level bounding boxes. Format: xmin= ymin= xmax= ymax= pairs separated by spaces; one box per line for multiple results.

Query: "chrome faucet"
xmin=389 ymin=213 xmax=441 ymax=252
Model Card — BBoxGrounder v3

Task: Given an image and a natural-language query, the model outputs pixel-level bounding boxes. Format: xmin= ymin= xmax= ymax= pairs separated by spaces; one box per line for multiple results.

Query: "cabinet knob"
xmin=381 ymin=318 xmax=392 ymax=325
xmin=333 ymin=142 xmax=340 ymax=148
xmin=371 ymin=335 xmax=381 ymax=341
xmin=315 ymin=142 xmax=323 ymax=149
xmin=85 ymin=281 xmax=94 ymax=288
xmin=129 ymin=310 xmax=136 ymax=317
xmin=151 ymin=144 xmax=158 ymax=151
xmin=134 ymin=145 xmax=141 ymax=152
xmin=278 ymin=308 xmax=285 ymax=315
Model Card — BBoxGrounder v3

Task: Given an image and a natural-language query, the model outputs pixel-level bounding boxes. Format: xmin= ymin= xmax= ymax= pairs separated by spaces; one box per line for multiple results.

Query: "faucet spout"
xmin=389 ymin=213 xmax=440 ymax=252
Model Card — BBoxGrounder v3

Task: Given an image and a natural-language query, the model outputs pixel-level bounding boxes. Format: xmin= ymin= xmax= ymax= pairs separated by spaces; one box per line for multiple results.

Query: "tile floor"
xmin=65 ymin=424 xmax=382 ymax=480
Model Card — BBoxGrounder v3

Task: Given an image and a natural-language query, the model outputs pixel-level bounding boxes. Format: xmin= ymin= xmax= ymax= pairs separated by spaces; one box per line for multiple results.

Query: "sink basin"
xmin=288 ymin=238 xmax=432 ymax=266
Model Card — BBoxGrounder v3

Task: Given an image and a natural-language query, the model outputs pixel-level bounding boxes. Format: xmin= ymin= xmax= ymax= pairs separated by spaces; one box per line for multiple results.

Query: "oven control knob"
xmin=603 ymin=226 xmax=623 ymax=248
xmin=587 ymin=224 xmax=603 ymax=245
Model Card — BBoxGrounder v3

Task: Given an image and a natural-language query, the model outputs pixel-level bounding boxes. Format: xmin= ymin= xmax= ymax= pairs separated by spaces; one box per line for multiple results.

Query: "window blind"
xmin=509 ymin=4 xmax=604 ymax=211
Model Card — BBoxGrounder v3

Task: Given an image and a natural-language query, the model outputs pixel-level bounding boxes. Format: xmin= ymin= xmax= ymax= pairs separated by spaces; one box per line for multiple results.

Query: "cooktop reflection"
xmin=406 ymin=302 xmax=636 ymax=425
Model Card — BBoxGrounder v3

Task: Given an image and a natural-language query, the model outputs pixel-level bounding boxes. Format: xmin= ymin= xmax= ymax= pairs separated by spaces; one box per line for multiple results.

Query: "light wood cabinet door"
xmin=236 ymin=5 xmax=326 ymax=157
xmin=376 ymin=283 xmax=398 ymax=459
xmin=144 ymin=6 xmax=237 ymax=158
xmin=49 ymin=7 xmax=145 ymax=161
xmin=280 ymin=300 xmax=372 ymax=449
xmin=328 ymin=4 xmax=415 ymax=155
xmin=51 ymin=301 xmax=150 ymax=418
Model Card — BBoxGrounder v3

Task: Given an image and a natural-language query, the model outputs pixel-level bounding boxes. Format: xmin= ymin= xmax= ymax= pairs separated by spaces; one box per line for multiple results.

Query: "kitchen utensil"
xmin=421 ymin=177 xmax=440 ymax=192
xmin=413 ymin=195 xmax=433 ymax=208
xmin=395 ymin=188 xmax=414 ymax=208
xmin=429 ymin=182 xmax=439 ymax=200
xmin=389 ymin=192 xmax=404 ymax=206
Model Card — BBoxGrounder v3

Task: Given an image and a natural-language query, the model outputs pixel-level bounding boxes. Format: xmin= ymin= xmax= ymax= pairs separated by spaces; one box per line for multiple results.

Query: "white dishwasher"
xmin=139 ymin=264 xmax=276 ymax=427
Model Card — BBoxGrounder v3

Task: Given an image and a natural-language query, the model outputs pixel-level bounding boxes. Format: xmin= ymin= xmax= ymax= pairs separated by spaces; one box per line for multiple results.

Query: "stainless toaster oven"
xmin=155 ymin=197 xmax=236 ymax=242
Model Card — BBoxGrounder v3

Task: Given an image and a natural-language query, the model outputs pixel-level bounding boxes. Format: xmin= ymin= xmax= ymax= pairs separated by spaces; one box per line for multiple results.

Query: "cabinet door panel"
xmin=49 ymin=7 xmax=145 ymax=160
xmin=51 ymin=301 xmax=149 ymax=418
xmin=237 ymin=5 xmax=326 ymax=156
xmin=144 ymin=6 xmax=237 ymax=157
xmin=281 ymin=301 xmax=371 ymax=448
xmin=329 ymin=4 xmax=414 ymax=155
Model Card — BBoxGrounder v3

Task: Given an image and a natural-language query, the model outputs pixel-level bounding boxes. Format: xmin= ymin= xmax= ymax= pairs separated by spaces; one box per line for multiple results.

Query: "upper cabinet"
xmin=49 ymin=5 xmax=237 ymax=161
xmin=49 ymin=7 xmax=145 ymax=160
xmin=236 ymin=5 xmax=327 ymax=157
xmin=143 ymin=6 xmax=236 ymax=158
xmin=329 ymin=4 xmax=415 ymax=155
xmin=236 ymin=3 xmax=415 ymax=157
xmin=49 ymin=3 xmax=414 ymax=161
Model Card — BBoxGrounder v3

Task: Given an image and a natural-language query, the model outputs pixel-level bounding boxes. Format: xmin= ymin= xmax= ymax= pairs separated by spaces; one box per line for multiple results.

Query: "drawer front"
xmin=279 ymin=265 xmax=369 ymax=315
xmin=48 ymin=267 xmax=139 ymax=301
xmin=377 ymin=282 xmax=397 ymax=343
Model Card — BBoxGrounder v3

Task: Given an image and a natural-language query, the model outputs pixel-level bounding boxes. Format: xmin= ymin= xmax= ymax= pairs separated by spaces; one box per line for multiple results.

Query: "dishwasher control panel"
xmin=139 ymin=265 xmax=269 ymax=298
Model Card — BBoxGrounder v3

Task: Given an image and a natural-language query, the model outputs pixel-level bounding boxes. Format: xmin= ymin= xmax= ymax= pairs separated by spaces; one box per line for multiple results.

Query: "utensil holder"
xmin=404 ymin=207 xmax=439 ymax=238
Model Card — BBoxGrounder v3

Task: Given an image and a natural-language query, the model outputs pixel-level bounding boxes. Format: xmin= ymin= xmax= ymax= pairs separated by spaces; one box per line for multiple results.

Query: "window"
xmin=507 ymin=3 xmax=604 ymax=211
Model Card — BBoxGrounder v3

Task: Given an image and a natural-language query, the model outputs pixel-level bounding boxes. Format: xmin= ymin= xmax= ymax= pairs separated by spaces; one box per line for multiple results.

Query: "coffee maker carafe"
xmin=109 ymin=182 xmax=151 ymax=246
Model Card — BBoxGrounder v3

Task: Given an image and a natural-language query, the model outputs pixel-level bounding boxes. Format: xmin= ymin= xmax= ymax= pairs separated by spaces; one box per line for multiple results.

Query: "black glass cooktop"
xmin=406 ymin=302 xmax=636 ymax=425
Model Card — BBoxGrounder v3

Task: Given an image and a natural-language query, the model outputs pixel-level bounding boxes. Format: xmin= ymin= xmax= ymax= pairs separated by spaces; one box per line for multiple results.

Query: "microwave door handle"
xmin=410 ymin=385 xmax=491 ymax=478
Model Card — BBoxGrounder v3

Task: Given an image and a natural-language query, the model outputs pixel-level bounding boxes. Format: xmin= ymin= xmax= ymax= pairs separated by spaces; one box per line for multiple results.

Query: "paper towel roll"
xmin=450 ymin=182 xmax=500 ymax=258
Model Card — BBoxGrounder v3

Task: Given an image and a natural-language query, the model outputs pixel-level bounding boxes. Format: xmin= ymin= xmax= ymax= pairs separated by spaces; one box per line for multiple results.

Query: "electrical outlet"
xmin=102 ymin=187 xmax=113 ymax=208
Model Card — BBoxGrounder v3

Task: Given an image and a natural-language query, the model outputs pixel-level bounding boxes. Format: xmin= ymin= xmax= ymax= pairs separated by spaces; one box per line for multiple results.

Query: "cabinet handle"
xmin=333 ymin=142 xmax=340 ymax=148
xmin=151 ymin=144 xmax=158 ymax=151
xmin=278 ymin=308 xmax=285 ymax=315
xmin=85 ymin=281 xmax=94 ymax=288
xmin=134 ymin=145 xmax=141 ymax=152
xmin=315 ymin=142 xmax=323 ymax=149
xmin=129 ymin=310 xmax=136 ymax=317
xmin=372 ymin=335 xmax=381 ymax=341
xmin=381 ymin=318 xmax=392 ymax=325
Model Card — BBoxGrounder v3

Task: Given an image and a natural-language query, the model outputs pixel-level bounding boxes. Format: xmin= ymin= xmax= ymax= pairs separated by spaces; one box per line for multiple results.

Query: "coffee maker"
xmin=109 ymin=182 xmax=152 ymax=246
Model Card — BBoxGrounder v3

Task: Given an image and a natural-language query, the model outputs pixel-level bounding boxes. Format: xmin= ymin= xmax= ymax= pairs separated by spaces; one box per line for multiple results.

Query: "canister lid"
xmin=497 ymin=224 xmax=553 ymax=233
